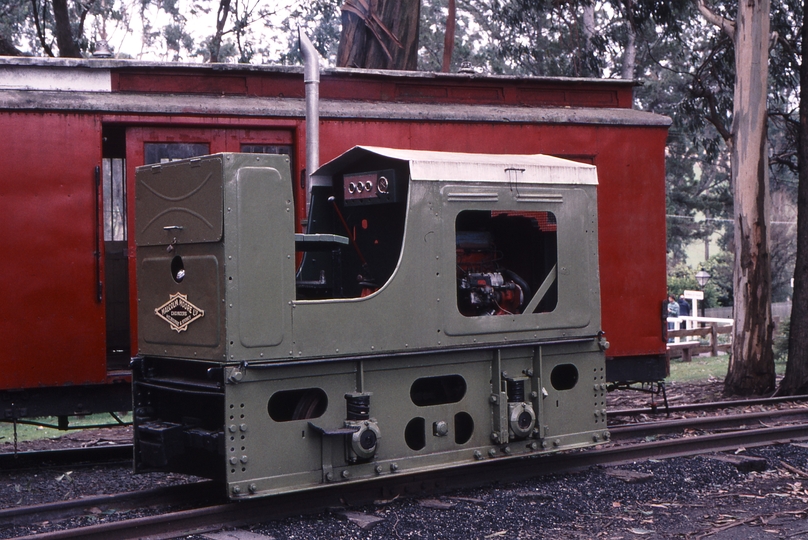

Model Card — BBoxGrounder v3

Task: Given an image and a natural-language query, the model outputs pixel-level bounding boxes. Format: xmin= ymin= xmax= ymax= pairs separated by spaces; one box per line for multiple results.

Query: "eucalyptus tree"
xmin=779 ymin=0 xmax=808 ymax=396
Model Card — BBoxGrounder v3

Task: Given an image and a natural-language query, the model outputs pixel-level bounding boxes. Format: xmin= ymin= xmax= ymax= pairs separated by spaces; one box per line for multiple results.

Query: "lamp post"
xmin=695 ymin=270 xmax=711 ymax=318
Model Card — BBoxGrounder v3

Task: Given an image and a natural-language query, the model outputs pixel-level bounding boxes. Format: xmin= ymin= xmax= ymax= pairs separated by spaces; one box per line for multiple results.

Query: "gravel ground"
xmin=4 ymin=381 xmax=808 ymax=539
xmin=205 ymin=444 xmax=808 ymax=540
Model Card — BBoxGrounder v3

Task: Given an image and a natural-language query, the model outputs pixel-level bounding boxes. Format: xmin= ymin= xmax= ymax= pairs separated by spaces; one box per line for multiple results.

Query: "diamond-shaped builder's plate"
xmin=155 ymin=293 xmax=205 ymax=333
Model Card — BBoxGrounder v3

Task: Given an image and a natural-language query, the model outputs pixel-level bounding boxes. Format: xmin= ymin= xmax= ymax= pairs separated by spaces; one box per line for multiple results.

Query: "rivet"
xmin=530 ymin=442 xmax=538 ymax=450
xmin=489 ymin=395 xmax=498 ymax=404
xmin=375 ymin=465 xmax=383 ymax=474
xmin=229 ymin=457 xmax=238 ymax=465
xmin=474 ymin=450 xmax=483 ymax=460
xmin=503 ymin=446 xmax=512 ymax=455
xmin=390 ymin=463 xmax=399 ymax=472
xmin=248 ymin=483 xmax=257 ymax=493
xmin=232 ymin=486 xmax=241 ymax=494
xmin=325 ymin=472 xmax=333 ymax=482
xmin=553 ymin=439 xmax=560 ymax=447
xmin=229 ymin=425 xmax=237 ymax=433
xmin=488 ymin=448 xmax=497 ymax=457
xmin=239 ymin=424 xmax=248 ymax=432
xmin=240 ymin=455 xmax=248 ymax=463
xmin=341 ymin=470 xmax=350 ymax=479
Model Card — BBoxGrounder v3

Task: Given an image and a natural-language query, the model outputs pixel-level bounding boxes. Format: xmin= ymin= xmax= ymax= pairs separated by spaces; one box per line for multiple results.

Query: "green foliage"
xmin=774 ymin=317 xmax=790 ymax=364
xmin=667 ymin=251 xmax=732 ymax=309
xmin=700 ymin=252 xmax=734 ymax=307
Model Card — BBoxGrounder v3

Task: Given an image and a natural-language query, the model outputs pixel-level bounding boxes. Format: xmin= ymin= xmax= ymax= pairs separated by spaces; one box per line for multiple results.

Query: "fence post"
xmin=710 ymin=323 xmax=718 ymax=356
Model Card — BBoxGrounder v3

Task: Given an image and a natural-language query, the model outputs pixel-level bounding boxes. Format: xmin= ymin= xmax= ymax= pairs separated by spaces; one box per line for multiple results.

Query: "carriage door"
xmin=123 ymin=126 xmax=295 ymax=351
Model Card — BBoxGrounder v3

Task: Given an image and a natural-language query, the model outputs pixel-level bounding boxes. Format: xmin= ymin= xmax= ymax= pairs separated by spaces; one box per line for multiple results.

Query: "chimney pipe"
xmin=298 ymin=30 xmax=320 ymax=213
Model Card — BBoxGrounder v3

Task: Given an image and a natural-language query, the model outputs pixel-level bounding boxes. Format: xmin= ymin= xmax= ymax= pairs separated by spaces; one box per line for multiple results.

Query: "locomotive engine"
xmin=132 ymin=147 xmax=609 ymax=498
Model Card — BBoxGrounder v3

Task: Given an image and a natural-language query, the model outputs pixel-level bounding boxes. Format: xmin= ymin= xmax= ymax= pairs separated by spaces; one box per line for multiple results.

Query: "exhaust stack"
xmin=299 ymin=30 xmax=321 ymax=212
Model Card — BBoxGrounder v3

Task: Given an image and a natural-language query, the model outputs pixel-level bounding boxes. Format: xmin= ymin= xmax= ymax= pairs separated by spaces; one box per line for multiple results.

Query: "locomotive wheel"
xmin=291 ymin=389 xmax=326 ymax=420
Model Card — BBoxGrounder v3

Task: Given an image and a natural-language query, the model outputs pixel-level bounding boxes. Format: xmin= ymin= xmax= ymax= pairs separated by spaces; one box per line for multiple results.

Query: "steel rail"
xmin=0 ymin=444 xmax=132 ymax=470
xmin=609 ymin=394 xmax=808 ymax=418
xmin=12 ymin=422 xmax=808 ymax=540
xmin=609 ymin=407 xmax=808 ymax=441
xmin=0 ymin=481 xmax=220 ymax=527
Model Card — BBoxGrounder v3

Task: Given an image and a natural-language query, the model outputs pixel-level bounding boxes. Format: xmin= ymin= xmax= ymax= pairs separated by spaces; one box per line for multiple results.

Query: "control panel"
xmin=343 ymin=169 xmax=397 ymax=205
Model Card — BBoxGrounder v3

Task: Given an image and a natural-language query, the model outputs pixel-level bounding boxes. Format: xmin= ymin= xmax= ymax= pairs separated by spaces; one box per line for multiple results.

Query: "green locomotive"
xmin=132 ymin=146 xmax=609 ymax=498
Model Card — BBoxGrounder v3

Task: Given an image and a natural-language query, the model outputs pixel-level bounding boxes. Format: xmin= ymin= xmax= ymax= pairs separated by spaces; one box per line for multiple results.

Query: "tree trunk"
xmin=778 ymin=4 xmax=808 ymax=395
xmin=337 ymin=0 xmax=420 ymax=70
xmin=723 ymin=0 xmax=775 ymax=396
xmin=208 ymin=0 xmax=232 ymax=63
xmin=581 ymin=2 xmax=598 ymax=77
xmin=337 ymin=8 xmax=369 ymax=68
xmin=441 ymin=0 xmax=456 ymax=72
xmin=52 ymin=0 xmax=83 ymax=57
xmin=620 ymin=16 xmax=636 ymax=79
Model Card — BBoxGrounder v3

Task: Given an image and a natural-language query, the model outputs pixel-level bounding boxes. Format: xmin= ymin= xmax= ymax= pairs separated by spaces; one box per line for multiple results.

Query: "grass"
xmin=0 ymin=412 xmax=132 ymax=446
xmin=669 ymin=353 xmax=787 ymax=382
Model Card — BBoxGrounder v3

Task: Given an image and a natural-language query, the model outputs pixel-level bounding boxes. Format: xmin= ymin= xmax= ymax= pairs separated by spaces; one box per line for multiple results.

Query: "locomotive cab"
xmin=132 ymin=147 xmax=608 ymax=497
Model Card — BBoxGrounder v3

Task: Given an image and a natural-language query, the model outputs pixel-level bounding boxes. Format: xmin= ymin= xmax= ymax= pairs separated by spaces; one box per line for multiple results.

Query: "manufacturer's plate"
xmin=155 ymin=292 xmax=205 ymax=333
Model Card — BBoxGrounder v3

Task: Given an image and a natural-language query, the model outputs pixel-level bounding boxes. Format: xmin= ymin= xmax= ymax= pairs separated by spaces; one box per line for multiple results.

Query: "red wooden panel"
xmin=0 ymin=112 xmax=106 ymax=389
xmin=116 ymin=72 xmax=248 ymax=95
xmin=111 ymin=68 xmax=635 ymax=108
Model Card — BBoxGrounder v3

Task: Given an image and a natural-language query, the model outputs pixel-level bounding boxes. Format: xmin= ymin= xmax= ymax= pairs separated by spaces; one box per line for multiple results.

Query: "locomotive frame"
xmin=0 ymin=55 xmax=669 ymax=426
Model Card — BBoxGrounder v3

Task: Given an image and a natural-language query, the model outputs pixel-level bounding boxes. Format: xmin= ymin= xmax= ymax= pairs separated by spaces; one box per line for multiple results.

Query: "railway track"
xmin=609 ymin=393 xmax=808 ymax=418
xmin=7 ymin=416 xmax=808 ymax=540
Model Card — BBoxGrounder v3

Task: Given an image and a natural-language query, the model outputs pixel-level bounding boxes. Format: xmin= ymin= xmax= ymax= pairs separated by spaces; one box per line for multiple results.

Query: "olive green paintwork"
xmin=133 ymin=148 xmax=608 ymax=499
xmin=136 ymin=148 xmax=601 ymax=363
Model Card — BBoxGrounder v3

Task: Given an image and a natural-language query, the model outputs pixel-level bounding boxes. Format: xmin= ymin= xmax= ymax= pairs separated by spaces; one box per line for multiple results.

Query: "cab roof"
xmin=313 ymin=146 xmax=598 ymax=185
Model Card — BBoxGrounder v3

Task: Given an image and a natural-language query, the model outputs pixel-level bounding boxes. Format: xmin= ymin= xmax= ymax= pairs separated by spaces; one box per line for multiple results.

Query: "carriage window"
xmin=144 ymin=142 xmax=210 ymax=164
xmin=102 ymin=158 xmax=127 ymax=242
xmin=241 ymin=144 xmax=292 ymax=156
xmin=456 ymin=210 xmax=557 ymax=317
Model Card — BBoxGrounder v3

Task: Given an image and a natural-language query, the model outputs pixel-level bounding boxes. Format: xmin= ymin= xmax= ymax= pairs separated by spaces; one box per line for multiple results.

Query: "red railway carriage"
xmin=0 ymin=57 xmax=669 ymax=422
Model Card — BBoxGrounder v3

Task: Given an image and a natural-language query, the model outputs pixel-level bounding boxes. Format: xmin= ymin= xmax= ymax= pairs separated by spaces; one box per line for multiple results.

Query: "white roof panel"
xmin=315 ymin=146 xmax=598 ymax=185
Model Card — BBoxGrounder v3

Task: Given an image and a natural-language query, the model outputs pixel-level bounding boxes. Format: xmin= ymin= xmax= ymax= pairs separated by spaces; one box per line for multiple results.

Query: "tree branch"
xmin=30 ymin=0 xmax=55 ymax=57
xmin=696 ymin=0 xmax=735 ymax=40
xmin=690 ymin=79 xmax=733 ymax=142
